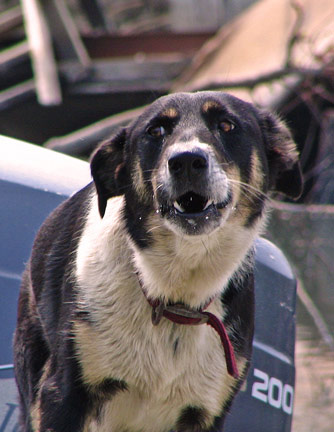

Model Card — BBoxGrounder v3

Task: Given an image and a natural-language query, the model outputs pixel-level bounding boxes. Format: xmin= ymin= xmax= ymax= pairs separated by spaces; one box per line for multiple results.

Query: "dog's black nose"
xmin=168 ymin=151 xmax=208 ymax=177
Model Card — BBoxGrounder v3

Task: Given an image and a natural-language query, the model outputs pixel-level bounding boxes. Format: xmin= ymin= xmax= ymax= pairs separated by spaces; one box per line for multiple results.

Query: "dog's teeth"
xmin=203 ymin=200 xmax=213 ymax=210
xmin=173 ymin=201 xmax=185 ymax=213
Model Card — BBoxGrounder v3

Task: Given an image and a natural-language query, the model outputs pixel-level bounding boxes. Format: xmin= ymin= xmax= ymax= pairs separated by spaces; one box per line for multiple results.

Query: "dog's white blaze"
xmin=158 ymin=140 xmax=230 ymax=206
xmin=75 ymin=192 xmax=259 ymax=430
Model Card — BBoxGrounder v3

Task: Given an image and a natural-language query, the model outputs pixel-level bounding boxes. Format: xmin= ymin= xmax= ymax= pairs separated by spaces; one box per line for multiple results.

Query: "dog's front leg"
xmin=34 ymin=361 xmax=90 ymax=432
xmin=36 ymin=378 xmax=88 ymax=432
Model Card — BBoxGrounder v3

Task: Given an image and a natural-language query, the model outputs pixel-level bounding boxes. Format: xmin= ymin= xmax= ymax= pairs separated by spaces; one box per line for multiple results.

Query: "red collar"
xmin=138 ymin=275 xmax=239 ymax=379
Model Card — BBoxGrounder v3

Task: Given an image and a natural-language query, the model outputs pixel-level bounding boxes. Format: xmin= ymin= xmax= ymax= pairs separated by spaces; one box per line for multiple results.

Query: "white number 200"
xmin=251 ymin=368 xmax=294 ymax=415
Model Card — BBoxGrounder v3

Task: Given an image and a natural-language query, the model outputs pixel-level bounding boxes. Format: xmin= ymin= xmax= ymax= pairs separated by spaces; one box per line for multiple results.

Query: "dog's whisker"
xmin=146 ymin=223 xmax=165 ymax=234
xmin=200 ymin=238 xmax=210 ymax=255
xmin=219 ymin=161 xmax=233 ymax=168
xmin=228 ymin=179 xmax=269 ymax=201
xmin=153 ymin=183 xmax=164 ymax=193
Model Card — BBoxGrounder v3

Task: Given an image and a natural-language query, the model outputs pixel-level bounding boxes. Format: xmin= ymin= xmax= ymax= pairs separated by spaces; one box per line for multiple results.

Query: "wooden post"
xmin=43 ymin=0 xmax=91 ymax=68
xmin=20 ymin=0 xmax=62 ymax=105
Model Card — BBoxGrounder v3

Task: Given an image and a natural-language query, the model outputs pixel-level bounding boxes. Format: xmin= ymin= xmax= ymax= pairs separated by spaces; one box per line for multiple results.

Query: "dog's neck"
xmin=130 ymin=218 xmax=256 ymax=309
xmin=137 ymin=271 xmax=216 ymax=320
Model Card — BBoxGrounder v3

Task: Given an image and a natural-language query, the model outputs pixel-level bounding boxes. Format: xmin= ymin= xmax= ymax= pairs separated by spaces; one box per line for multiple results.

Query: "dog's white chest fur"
xmin=82 ymin=322 xmax=233 ymax=432
xmin=75 ymin=195 xmax=252 ymax=431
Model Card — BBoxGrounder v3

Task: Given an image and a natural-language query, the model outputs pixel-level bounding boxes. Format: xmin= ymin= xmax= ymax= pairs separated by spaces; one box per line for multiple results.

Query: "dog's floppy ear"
xmin=91 ymin=128 xmax=129 ymax=218
xmin=260 ymin=111 xmax=303 ymax=199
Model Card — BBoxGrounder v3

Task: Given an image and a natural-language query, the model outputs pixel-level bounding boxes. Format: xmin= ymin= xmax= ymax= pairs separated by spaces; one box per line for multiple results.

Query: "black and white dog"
xmin=14 ymin=92 xmax=302 ymax=432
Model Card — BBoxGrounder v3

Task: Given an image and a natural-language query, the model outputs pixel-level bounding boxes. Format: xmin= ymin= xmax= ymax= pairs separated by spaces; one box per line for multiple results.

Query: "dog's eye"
xmin=147 ymin=125 xmax=166 ymax=138
xmin=219 ymin=121 xmax=235 ymax=133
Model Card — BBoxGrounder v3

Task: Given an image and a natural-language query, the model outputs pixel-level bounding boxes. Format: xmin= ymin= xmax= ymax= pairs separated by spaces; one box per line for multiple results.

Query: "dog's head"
xmin=91 ymin=92 xmax=302 ymax=241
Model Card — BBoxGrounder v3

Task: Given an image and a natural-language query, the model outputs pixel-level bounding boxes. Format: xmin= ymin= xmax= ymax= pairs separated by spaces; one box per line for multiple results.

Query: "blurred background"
xmin=0 ymin=0 xmax=334 ymax=430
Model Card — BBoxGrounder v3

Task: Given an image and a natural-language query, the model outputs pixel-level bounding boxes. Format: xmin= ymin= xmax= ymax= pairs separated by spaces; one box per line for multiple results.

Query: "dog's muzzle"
xmin=156 ymin=148 xmax=232 ymax=235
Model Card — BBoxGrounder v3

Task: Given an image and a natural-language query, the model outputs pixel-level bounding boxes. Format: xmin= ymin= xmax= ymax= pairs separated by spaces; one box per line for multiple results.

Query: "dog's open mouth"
xmin=173 ymin=192 xmax=212 ymax=215
xmin=158 ymin=189 xmax=232 ymax=234
xmin=172 ymin=191 xmax=230 ymax=216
